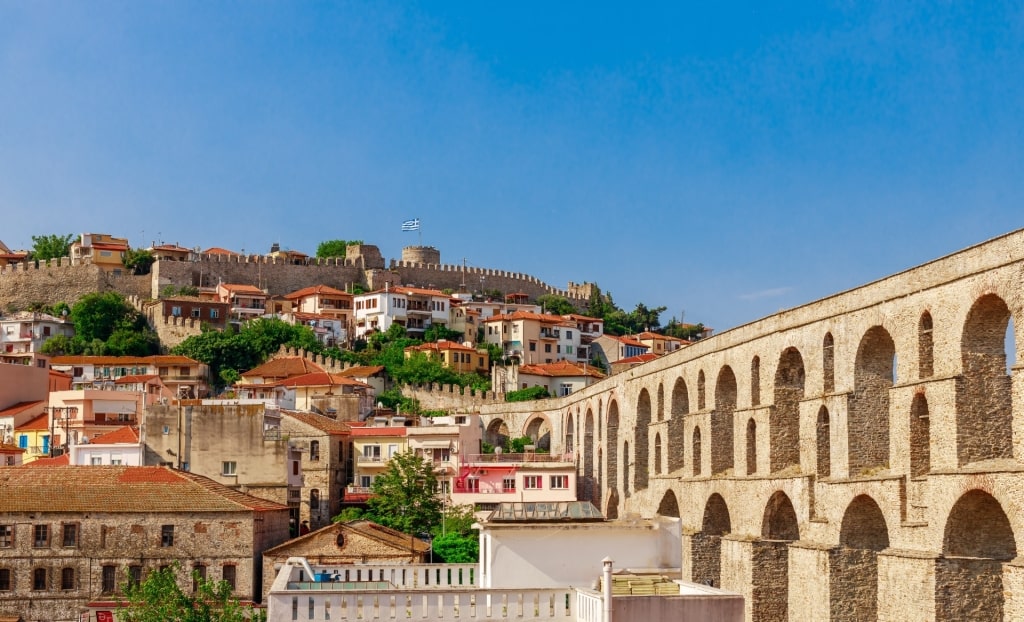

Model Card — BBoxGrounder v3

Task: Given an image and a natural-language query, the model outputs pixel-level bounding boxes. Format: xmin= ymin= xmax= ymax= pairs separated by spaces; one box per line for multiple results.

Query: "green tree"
xmin=30 ymin=233 xmax=74 ymax=261
xmin=422 ymin=324 xmax=463 ymax=343
xmin=505 ymin=386 xmax=549 ymax=402
xmin=536 ymin=294 xmax=576 ymax=316
xmin=51 ymin=291 xmax=159 ymax=356
xmin=364 ymin=451 xmax=442 ymax=536
xmin=316 ymin=239 xmax=363 ymax=259
xmin=432 ymin=532 xmax=479 ymax=563
xmin=118 ymin=563 xmax=264 ymax=621
xmin=123 ymin=248 xmax=156 ymax=275
xmin=331 ymin=507 xmax=365 ymax=523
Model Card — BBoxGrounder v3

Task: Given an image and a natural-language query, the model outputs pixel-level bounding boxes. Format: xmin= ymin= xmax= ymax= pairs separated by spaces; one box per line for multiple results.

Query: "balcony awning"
xmin=417 ymin=440 xmax=452 ymax=449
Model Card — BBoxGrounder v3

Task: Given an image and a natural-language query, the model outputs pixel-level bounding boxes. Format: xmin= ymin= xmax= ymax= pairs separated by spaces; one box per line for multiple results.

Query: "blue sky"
xmin=2 ymin=2 xmax=1022 ymax=332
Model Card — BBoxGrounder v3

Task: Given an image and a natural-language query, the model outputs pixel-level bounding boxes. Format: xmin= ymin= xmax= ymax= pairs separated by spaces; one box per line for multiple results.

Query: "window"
xmin=310 ymin=440 xmax=320 ymax=461
xmin=61 ymin=567 xmax=76 ymax=590
xmin=359 ymin=475 xmax=372 ymax=488
xmin=210 ymin=308 xmax=219 ymax=319
xmin=363 ymin=445 xmax=381 ymax=460
xmin=0 ymin=525 xmax=12 ymax=547
xmin=128 ymin=565 xmax=142 ymax=588
xmin=529 ymin=342 xmax=536 ymax=351
xmin=524 ymin=475 xmax=542 ymax=490
xmin=192 ymin=564 xmax=207 ymax=592
xmin=62 ymin=523 xmax=78 ymax=547
xmin=43 ymin=326 xmax=51 ymax=336
xmin=560 ymin=383 xmax=572 ymax=397
xmin=466 ymin=478 xmax=480 ymax=492
xmin=33 ymin=524 xmax=49 ymax=548
xmin=111 ymin=458 xmax=122 ymax=466
xmin=101 ymin=565 xmax=116 ymax=594
xmin=161 ymin=525 xmax=174 ymax=547
xmin=171 ymin=306 xmax=182 ymax=317
xmin=544 ymin=344 xmax=552 ymax=353
xmin=0 ymin=568 xmax=10 ymax=591
xmin=162 ymin=425 xmax=170 ymax=435
xmin=292 ymin=460 xmax=299 ymax=476
xmin=222 ymin=565 xmax=236 ymax=591
xmin=90 ymin=456 xmax=102 ymax=466
xmin=310 ymin=489 xmax=320 ymax=510
xmin=32 ymin=568 xmax=47 ymax=590
xmin=191 ymin=308 xmax=201 ymax=318
xmin=550 ymin=475 xmax=569 ymax=489
xmin=222 ymin=461 xmax=237 ymax=476
xmin=566 ymin=330 xmax=572 ymax=339
xmin=502 ymin=477 xmax=516 ymax=492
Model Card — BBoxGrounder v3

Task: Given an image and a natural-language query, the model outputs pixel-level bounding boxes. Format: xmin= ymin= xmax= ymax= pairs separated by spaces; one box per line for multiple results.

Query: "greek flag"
xmin=402 ymin=218 xmax=420 ymax=231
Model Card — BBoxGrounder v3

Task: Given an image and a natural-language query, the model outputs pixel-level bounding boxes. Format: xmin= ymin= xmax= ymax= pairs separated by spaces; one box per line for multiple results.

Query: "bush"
xmin=505 ymin=386 xmax=549 ymax=402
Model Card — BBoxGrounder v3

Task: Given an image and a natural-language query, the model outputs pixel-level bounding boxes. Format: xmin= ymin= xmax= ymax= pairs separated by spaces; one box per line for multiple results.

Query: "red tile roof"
xmin=88 ymin=425 xmax=140 ymax=445
xmin=335 ymin=365 xmax=386 ymax=378
xmin=605 ymin=335 xmax=648 ymax=348
xmin=203 ymin=247 xmax=240 ymax=255
xmin=0 ymin=443 xmax=25 ymax=454
xmin=0 ymin=400 xmax=44 ymax=418
xmin=17 ymin=413 xmax=49 ymax=432
xmin=283 ymin=411 xmax=351 ymax=435
xmin=241 ymin=357 xmax=325 ymax=380
xmin=405 ymin=340 xmax=477 ymax=354
xmin=0 ymin=466 xmax=288 ymax=512
xmin=349 ymin=426 xmax=407 ymax=437
xmin=483 ymin=310 xmax=574 ymax=326
xmin=518 ymin=360 xmax=606 ymax=379
xmin=114 ymin=375 xmax=161 ymax=384
xmin=285 ymin=285 xmax=351 ymax=300
xmin=616 ymin=353 xmax=661 ymax=365
xmin=24 ymin=454 xmax=69 ymax=466
xmin=220 ymin=283 xmax=265 ymax=295
xmin=278 ymin=373 xmax=370 ymax=390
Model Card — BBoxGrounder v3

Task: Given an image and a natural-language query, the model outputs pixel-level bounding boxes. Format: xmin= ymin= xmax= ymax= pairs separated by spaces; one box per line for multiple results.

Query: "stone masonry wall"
xmin=0 ymin=260 xmax=149 ymax=310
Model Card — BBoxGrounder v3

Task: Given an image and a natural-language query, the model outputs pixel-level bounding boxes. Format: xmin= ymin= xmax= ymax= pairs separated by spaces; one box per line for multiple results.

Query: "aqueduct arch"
xmin=476 ymin=229 xmax=1024 ymax=622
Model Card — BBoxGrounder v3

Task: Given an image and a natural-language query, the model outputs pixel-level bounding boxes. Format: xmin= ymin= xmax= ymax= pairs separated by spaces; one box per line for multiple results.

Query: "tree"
xmin=315 ymin=239 xmax=363 ymax=259
xmin=123 ymin=248 xmax=156 ymax=275
xmin=45 ymin=292 xmax=160 ymax=357
xmin=30 ymin=233 xmax=74 ymax=261
xmin=505 ymin=386 xmax=549 ymax=402
xmin=429 ymin=504 xmax=478 ymax=562
xmin=536 ymin=294 xmax=576 ymax=316
xmin=364 ymin=451 xmax=442 ymax=537
xmin=118 ymin=563 xmax=264 ymax=621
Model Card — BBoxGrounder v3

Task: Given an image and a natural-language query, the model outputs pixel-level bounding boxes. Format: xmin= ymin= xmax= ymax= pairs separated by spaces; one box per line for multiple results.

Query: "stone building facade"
xmin=0 ymin=466 xmax=290 ymax=621
xmin=477 ymin=228 xmax=1024 ymax=622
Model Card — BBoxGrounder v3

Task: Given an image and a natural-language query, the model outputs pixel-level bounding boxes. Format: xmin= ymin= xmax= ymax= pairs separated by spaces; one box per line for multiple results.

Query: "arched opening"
xmin=657 ymin=489 xmax=680 ymax=518
xmin=692 ymin=493 xmax=731 ymax=587
xmin=607 ymin=402 xmax=619 ymax=511
xmin=692 ymin=427 xmax=702 ymax=477
xmin=605 ymin=487 xmax=619 ymax=520
xmin=712 ymin=366 xmax=737 ymax=475
xmin=746 ymin=419 xmax=757 ymax=476
xmin=654 ymin=433 xmax=663 ymax=475
xmin=597 ymin=400 xmax=603 ymax=442
xmin=918 ymin=311 xmax=934 ymax=378
xmin=909 ymin=393 xmax=930 ymax=478
xmin=751 ymin=356 xmax=761 ymax=406
xmin=564 ymin=412 xmax=575 ymax=455
xmin=937 ymin=490 xmax=1017 ymax=621
xmin=635 ymin=389 xmax=652 ymax=491
xmin=623 ymin=440 xmax=631 ymax=498
xmin=848 ymin=326 xmax=895 ymax=475
xmin=584 ymin=410 xmax=594 ymax=503
xmin=524 ymin=415 xmax=551 ymax=451
xmin=657 ymin=383 xmax=665 ymax=422
xmin=669 ymin=377 xmax=689 ymax=472
xmin=816 ymin=407 xmax=831 ymax=477
xmin=697 ymin=370 xmax=706 ymax=410
xmin=485 ymin=419 xmax=509 ymax=449
xmin=823 ymin=332 xmax=835 ymax=393
xmin=772 ymin=347 xmax=805 ymax=472
xmin=957 ymin=294 xmax=1014 ymax=465
xmin=595 ymin=447 xmax=602 ymax=509
xmin=832 ymin=495 xmax=890 ymax=622
xmin=754 ymin=491 xmax=800 ymax=622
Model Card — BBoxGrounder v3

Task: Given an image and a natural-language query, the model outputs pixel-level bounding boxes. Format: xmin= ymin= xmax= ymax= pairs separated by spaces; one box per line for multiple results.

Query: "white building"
xmin=264 ymin=503 xmax=743 ymax=622
xmin=0 ymin=311 xmax=74 ymax=367
xmin=353 ymin=286 xmax=453 ymax=339
xmin=69 ymin=424 xmax=143 ymax=466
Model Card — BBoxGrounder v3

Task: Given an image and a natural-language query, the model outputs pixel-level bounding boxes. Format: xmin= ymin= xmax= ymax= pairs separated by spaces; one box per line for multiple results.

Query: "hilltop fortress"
xmin=0 ymin=243 xmax=594 ymax=310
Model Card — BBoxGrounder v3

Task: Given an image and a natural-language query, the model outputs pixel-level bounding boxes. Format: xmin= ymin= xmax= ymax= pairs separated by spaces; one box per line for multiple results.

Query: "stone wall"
xmin=475 ymin=228 xmax=1024 ymax=621
xmin=0 ymin=260 xmax=149 ymax=310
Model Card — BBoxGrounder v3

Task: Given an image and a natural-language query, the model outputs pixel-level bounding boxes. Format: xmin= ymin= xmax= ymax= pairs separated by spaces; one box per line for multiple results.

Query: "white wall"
xmin=480 ymin=517 xmax=681 ymax=589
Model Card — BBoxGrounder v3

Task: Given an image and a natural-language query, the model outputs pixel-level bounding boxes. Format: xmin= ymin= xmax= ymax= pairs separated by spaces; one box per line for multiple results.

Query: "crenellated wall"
xmin=0 ymin=259 xmax=150 ymax=310
xmin=476 ymin=228 xmax=1024 ymax=622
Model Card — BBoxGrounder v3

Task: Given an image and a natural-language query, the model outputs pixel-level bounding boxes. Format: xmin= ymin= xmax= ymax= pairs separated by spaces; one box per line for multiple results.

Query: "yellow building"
xmin=69 ymin=233 xmax=130 ymax=273
xmin=14 ymin=413 xmax=52 ymax=463
xmin=346 ymin=421 xmax=409 ymax=500
xmin=403 ymin=339 xmax=490 ymax=375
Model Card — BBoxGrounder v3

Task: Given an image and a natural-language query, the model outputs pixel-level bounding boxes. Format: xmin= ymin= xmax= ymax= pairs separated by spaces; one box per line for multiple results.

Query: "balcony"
xmin=539 ymin=329 xmax=560 ymax=340
xmin=465 ymin=452 xmax=573 ymax=464
xmin=357 ymin=455 xmax=385 ymax=465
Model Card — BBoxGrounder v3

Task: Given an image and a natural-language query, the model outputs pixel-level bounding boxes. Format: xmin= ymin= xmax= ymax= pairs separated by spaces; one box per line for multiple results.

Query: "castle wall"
xmin=475 ymin=228 xmax=1024 ymax=621
xmin=0 ymin=259 xmax=149 ymax=310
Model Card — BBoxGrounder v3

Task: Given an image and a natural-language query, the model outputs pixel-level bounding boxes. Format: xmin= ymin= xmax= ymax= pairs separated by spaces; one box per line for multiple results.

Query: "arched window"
xmin=918 ymin=312 xmax=934 ymax=379
xmin=745 ymin=419 xmax=756 ymax=475
xmin=750 ymin=356 xmax=761 ymax=406
xmin=310 ymin=489 xmax=320 ymax=510
xmin=823 ymin=332 xmax=835 ymax=393
xmin=309 ymin=440 xmax=320 ymax=461
xmin=697 ymin=371 xmax=706 ymax=410
xmin=692 ymin=427 xmax=702 ymax=477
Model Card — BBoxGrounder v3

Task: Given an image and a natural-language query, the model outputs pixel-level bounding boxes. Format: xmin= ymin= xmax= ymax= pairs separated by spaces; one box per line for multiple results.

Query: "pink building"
xmin=451 ymin=451 xmax=577 ymax=510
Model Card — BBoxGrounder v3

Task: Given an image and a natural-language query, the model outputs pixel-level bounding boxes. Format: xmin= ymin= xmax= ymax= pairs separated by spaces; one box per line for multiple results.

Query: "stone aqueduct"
xmin=479 ymin=230 xmax=1024 ymax=621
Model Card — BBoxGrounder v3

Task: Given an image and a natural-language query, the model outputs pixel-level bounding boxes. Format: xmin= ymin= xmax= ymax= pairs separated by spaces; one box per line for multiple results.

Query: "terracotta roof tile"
xmin=518 ymin=360 xmax=606 ymax=379
xmin=285 ymin=285 xmax=352 ymax=300
xmin=278 ymin=373 xmax=370 ymax=390
xmin=17 ymin=413 xmax=49 ymax=432
xmin=335 ymin=366 xmax=385 ymax=377
xmin=0 ymin=400 xmax=44 ymax=418
xmin=88 ymin=425 xmax=140 ymax=445
xmin=24 ymin=454 xmax=68 ymax=466
xmin=203 ymin=247 xmax=240 ymax=255
xmin=349 ymin=426 xmax=407 ymax=437
xmin=0 ymin=466 xmax=288 ymax=512
xmin=283 ymin=411 xmax=351 ymax=435
xmin=241 ymin=357 xmax=325 ymax=379
xmin=220 ymin=283 xmax=265 ymax=295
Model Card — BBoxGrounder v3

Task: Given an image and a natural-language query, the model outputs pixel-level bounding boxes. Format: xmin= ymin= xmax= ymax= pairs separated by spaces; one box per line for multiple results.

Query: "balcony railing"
xmin=357 ymin=455 xmax=384 ymax=464
xmin=465 ymin=452 xmax=572 ymax=464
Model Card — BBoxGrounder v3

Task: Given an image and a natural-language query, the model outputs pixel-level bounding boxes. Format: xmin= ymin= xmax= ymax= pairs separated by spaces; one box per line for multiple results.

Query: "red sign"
xmin=96 ymin=612 xmax=115 ymax=622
